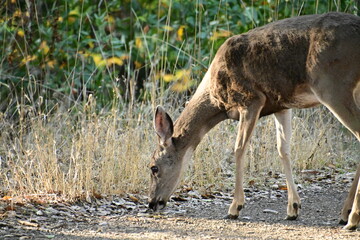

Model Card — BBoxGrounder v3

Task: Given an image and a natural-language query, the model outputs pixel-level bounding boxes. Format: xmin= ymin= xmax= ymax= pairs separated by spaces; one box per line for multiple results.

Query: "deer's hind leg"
xmin=312 ymin=80 xmax=360 ymax=230
xmin=340 ymin=165 xmax=360 ymax=230
xmin=274 ymin=109 xmax=301 ymax=220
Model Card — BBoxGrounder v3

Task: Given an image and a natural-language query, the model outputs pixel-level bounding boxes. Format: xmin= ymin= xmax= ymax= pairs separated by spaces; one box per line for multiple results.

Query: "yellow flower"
xmin=210 ymin=29 xmax=232 ymax=41
xmin=17 ymin=29 xmax=25 ymax=37
xmin=47 ymin=60 xmax=56 ymax=68
xmin=105 ymin=15 xmax=115 ymax=24
xmin=163 ymin=74 xmax=175 ymax=82
xmin=21 ymin=55 xmax=37 ymax=65
xmin=177 ymin=25 xmax=185 ymax=41
xmin=175 ymin=69 xmax=191 ymax=81
xmin=91 ymin=54 xmax=106 ymax=68
xmin=171 ymin=82 xmax=189 ymax=92
xmin=171 ymin=69 xmax=192 ymax=92
xmin=162 ymin=69 xmax=191 ymax=84
xmin=68 ymin=7 xmax=80 ymax=24
xmin=106 ymin=57 xmax=124 ymax=66
xmin=135 ymin=38 xmax=143 ymax=49
xmin=40 ymin=41 xmax=50 ymax=55
xmin=14 ymin=9 xmax=22 ymax=17
xmin=69 ymin=7 xmax=80 ymax=17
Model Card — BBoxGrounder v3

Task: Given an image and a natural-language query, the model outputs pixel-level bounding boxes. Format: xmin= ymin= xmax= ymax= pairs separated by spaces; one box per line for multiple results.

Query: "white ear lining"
xmin=159 ymin=136 xmax=173 ymax=147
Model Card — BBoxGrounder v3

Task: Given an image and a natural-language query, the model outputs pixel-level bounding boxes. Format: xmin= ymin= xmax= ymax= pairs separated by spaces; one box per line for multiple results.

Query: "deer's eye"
xmin=151 ymin=166 xmax=159 ymax=175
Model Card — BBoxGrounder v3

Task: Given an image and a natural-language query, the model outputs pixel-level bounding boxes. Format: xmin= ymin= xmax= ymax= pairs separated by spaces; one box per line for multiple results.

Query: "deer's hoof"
xmin=339 ymin=219 xmax=348 ymax=225
xmin=285 ymin=215 xmax=298 ymax=220
xmin=343 ymin=224 xmax=357 ymax=231
xmin=225 ymin=214 xmax=239 ymax=220
xmin=286 ymin=202 xmax=300 ymax=220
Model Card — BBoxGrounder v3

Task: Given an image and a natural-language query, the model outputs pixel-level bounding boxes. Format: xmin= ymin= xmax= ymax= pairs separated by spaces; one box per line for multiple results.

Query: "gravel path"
xmin=1 ymin=172 xmax=360 ymax=239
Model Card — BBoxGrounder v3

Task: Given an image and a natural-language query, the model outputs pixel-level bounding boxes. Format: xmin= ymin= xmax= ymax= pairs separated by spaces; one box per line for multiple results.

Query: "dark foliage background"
xmin=1 ymin=0 xmax=358 ymax=116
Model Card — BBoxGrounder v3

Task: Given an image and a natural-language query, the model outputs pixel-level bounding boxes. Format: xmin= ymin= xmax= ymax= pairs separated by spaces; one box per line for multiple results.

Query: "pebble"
xmin=263 ymin=209 xmax=279 ymax=214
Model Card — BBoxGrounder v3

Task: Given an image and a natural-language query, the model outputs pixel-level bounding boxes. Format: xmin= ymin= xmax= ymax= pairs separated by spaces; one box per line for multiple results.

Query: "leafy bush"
xmin=1 ymin=0 xmax=358 ymax=114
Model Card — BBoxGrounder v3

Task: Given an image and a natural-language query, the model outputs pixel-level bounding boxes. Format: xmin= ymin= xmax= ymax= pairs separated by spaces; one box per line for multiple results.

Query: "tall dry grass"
xmin=186 ymin=107 xmax=359 ymax=192
xmin=0 ymin=99 xmax=155 ymax=200
xmin=1 ymin=97 xmax=358 ymax=200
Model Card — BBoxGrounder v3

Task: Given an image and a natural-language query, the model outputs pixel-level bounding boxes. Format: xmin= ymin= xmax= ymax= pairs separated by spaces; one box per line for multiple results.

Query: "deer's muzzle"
xmin=148 ymin=199 xmax=167 ymax=211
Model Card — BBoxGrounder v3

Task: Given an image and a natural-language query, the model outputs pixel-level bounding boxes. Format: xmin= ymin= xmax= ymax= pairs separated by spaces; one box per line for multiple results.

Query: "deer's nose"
xmin=149 ymin=200 xmax=158 ymax=211
xmin=148 ymin=199 xmax=167 ymax=211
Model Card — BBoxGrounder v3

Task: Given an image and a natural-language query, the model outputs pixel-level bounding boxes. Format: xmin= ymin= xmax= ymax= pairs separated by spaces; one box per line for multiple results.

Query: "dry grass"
xmin=1 ymin=98 xmax=358 ymax=200
xmin=0 ymin=100 xmax=155 ymax=200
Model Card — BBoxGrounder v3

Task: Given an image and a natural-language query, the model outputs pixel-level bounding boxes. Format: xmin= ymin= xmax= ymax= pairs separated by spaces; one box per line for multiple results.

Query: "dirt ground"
xmin=1 ymin=172 xmax=360 ymax=239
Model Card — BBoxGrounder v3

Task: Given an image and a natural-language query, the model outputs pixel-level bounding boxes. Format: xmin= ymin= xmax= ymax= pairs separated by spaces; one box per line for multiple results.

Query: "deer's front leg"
xmin=227 ymin=98 xmax=265 ymax=219
xmin=227 ymin=133 xmax=247 ymax=219
xmin=274 ymin=110 xmax=301 ymax=220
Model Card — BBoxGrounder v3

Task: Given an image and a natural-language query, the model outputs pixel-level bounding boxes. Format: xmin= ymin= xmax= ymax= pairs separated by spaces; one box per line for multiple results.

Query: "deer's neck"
xmin=173 ymin=91 xmax=227 ymax=152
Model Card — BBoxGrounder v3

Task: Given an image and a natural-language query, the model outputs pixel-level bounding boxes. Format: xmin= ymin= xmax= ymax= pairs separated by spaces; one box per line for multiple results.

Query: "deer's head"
xmin=148 ymin=106 xmax=184 ymax=211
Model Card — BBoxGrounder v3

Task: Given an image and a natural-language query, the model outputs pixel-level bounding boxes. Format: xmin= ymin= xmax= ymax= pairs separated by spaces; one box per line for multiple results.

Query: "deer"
xmin=148 ymin=12 xmax=360 ymax=230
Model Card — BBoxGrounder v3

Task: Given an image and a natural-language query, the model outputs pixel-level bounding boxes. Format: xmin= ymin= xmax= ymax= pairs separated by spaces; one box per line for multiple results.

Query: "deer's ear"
xmin=154 ymin=106 xmax=174 ymax=146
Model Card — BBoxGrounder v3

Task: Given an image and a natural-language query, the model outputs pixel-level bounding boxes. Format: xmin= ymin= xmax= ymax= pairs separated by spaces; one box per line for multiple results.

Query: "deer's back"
xmin=209 ymin=12 xmax=360 ymax=116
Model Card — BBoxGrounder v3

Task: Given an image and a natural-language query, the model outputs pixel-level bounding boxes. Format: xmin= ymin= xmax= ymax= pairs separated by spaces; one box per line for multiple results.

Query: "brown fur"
xmin=209 ymin=12 xmax=360 ymax=117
